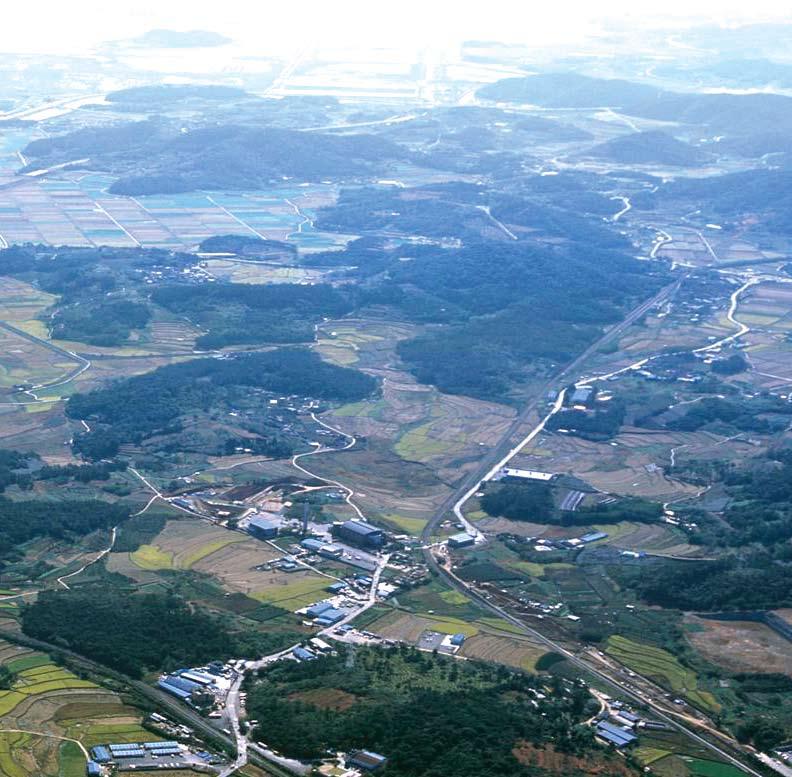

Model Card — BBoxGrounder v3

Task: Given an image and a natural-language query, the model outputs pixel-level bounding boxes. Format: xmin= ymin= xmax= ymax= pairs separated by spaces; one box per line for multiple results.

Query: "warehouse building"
xmin=348 ymin=750 xmax=388 ymax=771
xmin=315 ymin=607 xmax=346 ymax=626
xmin=571 ymin=386 xmax=594 ymax=406
xmin=90 ymin=747 xmax=111 ymax=763
xmin=332 ymin=520 xmax=386 ymax=549
xmin=448 ymin=532 xmax=476 ymax=549
xmin=86 ymin=762 xmax=102 ymax=777
xmin=495 ymin=467 xmax=555 ymax=482
xmin=247 ymin=515 xmax=280 ymax=540
xmin=580 ymin=531 xmax=608 ymax=544
xmin=293 ymin=646 xmax=317 ymax=662
xmin=306 ymin=601 xmax=334 ymax=618
xmin=595 ymin=721 xmax=636 ymax=748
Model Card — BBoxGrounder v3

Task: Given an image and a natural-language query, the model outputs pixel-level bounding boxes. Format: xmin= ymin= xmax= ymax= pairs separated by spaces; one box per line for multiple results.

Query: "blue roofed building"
xmin=301 ymin=538 xmax=325 ymax=553
xmin=86 ymin=762 xmax=103 ymax=777
xmin=307 ymin=601 xmax=334 ymax=618
xmin=158 ymin=679 xmax=193 ymax=700
xmin=293 ymin=646 xmax=317 ymax=661
xmin=595 ymin=721 xmax=636 ymax=747
xmin=90 ymin=746 xmax=111 ymax=763
xmin=159 ymin=674 xmax=202 ymax=694
xmin=580 ymin=531 xmax=608 ymax=544
xmin=332 ymin=520 xmax=386 ymax=549
xmin=450 ymin=633 xmax=466 ymax=646
xmin=248 ymin=515 xmax=279 ymax=541
xmin=314 ymin=607 xmax=346 ymax=625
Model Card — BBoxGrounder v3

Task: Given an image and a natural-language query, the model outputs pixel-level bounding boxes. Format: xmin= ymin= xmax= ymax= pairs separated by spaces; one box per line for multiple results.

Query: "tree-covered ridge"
xmin=309 ymin=181 xmax=667 ymax=400
xmin=152 ymin=282 xmax=354 ymax=349
xmin=66 ymin=348 xmax=377 ymax=456
xmin=480 ymin=480 xmax=662 ymax=527
xmin=0 ymin=498 xmax=128 ymax=565
xmin=586 ymin=131 xmax=713 ymax=167
xmin=21 ymin=589 xmax=294 ymax=678
xmin=477 ymin=72 xmax=792 ymax=137
xmin=385 ymin=240 xmax=664 ymax=400
xmin=246 ymin=645 xmax=621 ymax=777
xmin=21 ymin=121 xmax=411 ymax=195
xmin=618 ymin=447 xmax=792 ymax=611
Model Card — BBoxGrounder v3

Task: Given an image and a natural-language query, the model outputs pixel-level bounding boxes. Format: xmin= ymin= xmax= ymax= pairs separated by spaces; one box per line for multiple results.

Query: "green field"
xmin=606 ymin=635 xmax=720 ymax=712
xmin=130 ymin=544 xmax=174 ymax=570
xmin=686 ymin=758 xmax=748 ymax=777
xmin=58 ymin=740 xmax=86 ymax=777
xmin=251 ymin=575 xmax=332 ymax=610
xmin=394 ymin=422 xmax=455 ymax=461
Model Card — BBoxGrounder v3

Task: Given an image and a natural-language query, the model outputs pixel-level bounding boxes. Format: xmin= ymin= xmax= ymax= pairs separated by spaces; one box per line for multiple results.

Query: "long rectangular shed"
xmin=595 ymin=721 xmax=636 ymax=747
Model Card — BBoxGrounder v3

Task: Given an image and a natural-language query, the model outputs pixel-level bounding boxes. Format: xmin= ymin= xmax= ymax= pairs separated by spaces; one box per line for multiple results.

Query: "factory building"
xmin=247 ymin=515 xmax=280 ymax=540
xmin=571 ymin=386 xmax=594 ymax=406
xmin=332 ymin=520 xmax=386 ymax=549
xmin=86 ymin=762 xmax=102 ymax=777
xmin=301 ymin=538 xmax=344 ymax=559
xmin=158 ymin=673 xmax=203 ymax=701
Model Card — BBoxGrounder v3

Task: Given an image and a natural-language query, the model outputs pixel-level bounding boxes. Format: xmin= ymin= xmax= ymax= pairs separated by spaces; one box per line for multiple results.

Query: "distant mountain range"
xmin=478 ymin=72 xmax=792 ymax=147
xmin=131 ymin=29 xmax=231 ymax=48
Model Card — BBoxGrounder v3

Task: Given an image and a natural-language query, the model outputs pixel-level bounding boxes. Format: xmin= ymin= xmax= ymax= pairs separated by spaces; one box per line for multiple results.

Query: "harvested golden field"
xmin=685 ymin=615 xmax=792 ymax=676
xmin=513 ymin=742 xmax=635 ymax=776
xmin=126 ymin=519 xmax=247 ymax=571
xmin=459 ymin=633 xmax=546 ymax=672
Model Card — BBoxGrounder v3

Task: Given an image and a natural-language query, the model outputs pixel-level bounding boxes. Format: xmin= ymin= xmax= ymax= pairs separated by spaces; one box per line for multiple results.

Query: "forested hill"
xmin=66 ymin=349 xmax=377 ymax=455
xmin=21 ymin=121 xmax=411 ymax=195
xmin=586 ymin=131 xmax=713 ymax=167
xmin=633 ymin=169 xmax=792 ymax=235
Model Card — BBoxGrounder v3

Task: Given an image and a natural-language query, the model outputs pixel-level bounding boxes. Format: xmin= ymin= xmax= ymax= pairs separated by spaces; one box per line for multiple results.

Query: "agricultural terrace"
xmin=125 ymin=520 xmax=248 ymax=572
xmin=108 ymin=516 xmax=331 ymax=612
xmin=606 ymin=635 xmax=720 ymax=712
xmin=0 ymin=639 xmax=156 ymax=776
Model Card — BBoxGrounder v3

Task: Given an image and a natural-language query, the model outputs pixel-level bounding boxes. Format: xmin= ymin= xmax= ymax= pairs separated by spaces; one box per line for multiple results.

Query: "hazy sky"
xmin=3 ymin=0 xmax=792 ymax=54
